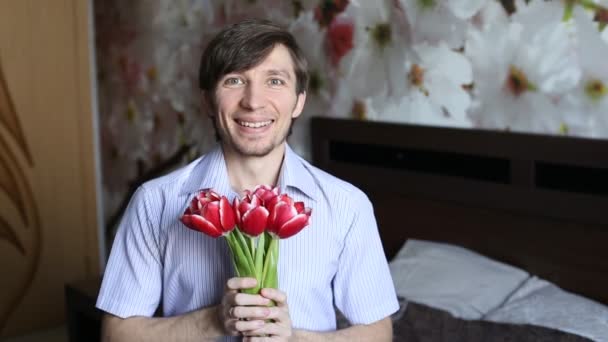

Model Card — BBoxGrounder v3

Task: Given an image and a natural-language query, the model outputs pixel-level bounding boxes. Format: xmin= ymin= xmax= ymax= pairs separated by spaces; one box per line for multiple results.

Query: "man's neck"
xmin=223 ymin=144 xmax=286 ymax=196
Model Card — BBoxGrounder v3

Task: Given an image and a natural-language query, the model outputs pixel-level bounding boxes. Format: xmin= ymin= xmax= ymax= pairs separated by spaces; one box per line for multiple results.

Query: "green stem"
xmin=577 ymin=0 xmax=599 ymax=10
xmin=253 ymin=233 xmax=266 ymax=293
xmin=224 ymin=234 xmax=240 ymax=277
xmin=264 ymin=231 xmax=272 ymax=253
xmin=225 ymin=232 xmax=252 ymax=277
xmin=232 ymin=229 xmax=259 ymax=294
xmin=261 ymin=237 xmax=279 ymax=292
xmin=563 ymin=0 xmax=575 ymax=21
xmin=233 ymin=229 xmax=256 ymax=275
xmin=250 ymin=238 xmax=256 ymax=258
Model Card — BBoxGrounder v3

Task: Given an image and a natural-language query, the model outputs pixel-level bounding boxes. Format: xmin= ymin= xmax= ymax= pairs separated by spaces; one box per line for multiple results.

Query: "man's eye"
xmin=268 ymin=78 xmax=284 ymax=86
xmin=225 ymin=77 xmax=243 ymax=85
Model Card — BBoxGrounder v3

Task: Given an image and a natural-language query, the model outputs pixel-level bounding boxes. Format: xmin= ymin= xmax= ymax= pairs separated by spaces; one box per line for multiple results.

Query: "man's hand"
xmin=242 ymin=287 xmax=293 ymax=341
xmin=219 ymin=277 xmax=293 ymax=341
xmin=219 ymin=277 xmax=274 ymax=336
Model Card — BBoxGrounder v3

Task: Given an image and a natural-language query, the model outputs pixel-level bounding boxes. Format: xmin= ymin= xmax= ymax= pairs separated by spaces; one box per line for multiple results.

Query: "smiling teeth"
xmin=238 ymin=120 xmax=272 ymax=128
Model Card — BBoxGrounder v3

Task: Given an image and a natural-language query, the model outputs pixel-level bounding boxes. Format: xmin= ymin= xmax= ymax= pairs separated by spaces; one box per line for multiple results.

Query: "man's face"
xmin=210 ymin=44 xmax=306 ymax=158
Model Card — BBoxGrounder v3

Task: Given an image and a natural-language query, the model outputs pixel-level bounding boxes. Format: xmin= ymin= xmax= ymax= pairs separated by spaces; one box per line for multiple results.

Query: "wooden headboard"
xmin=311 ymin=117 xmax=608 ymax=305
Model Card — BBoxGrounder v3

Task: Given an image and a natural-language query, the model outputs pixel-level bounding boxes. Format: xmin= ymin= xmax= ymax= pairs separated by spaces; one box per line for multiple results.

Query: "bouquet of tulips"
xmin=180 ymin=185 xmax=312 ymax=295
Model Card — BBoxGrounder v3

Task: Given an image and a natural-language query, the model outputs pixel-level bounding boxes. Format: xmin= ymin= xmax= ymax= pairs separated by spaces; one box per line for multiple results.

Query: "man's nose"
xmin=240 ymin=82 xmax=265 ymax=110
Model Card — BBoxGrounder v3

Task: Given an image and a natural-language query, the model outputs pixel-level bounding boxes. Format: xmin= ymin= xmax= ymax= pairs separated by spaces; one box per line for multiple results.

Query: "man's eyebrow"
xmin=266 ymin=69 xmax=292 ymax=80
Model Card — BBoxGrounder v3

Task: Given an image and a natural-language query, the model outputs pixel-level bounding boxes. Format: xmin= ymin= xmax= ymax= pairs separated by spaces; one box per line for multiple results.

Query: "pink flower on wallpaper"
xmin=327 ymin=15 xmax=354 ymax=66
xmin=118 ymin=55 xmax=143 ymax=94
xmin=314 ymin=0 xmax=349 ymax=27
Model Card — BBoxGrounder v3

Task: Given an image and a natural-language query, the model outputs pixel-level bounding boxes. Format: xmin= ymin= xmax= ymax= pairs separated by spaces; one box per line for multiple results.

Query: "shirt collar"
xmin=180 ymin=143 xmax=317 ymax=201
xmin=180 ymin=144 xmax=234 ymax=198
xmin=277 ymin=144 xmax=317 ymax=202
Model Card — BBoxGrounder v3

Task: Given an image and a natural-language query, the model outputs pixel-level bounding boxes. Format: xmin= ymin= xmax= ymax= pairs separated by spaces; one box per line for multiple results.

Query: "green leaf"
xmin=562 ymin=0 xmax=575 ymax=21
xmin=232 ymin=229 xmax=260 ymax=294
xmin=223 ymin=234 xmax=238 ymax=276
xmin=261 ymin=237 xmax=279 ymax=290
xmin=226 ymin=232 xmax=253 ymax=279
xmin=264 ymin=231 xmax=272 ymax=254
xmin=233 ymin=229 xmax=256 ymax=274
xmin=254 ymin=233 xmax=265 ymax=288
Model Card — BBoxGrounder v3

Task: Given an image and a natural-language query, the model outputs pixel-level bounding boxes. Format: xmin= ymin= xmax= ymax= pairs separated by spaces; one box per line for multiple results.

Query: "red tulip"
xmin=180 ymin=190 xmax=236 ymax=238
xmin=267 ymin=195 xmax=312 ymax=239
xmin=233 ymin=195 xmax=269 ymax=237
xmin=249 ymin=185 xmax=280 ymax=204
xmin=265 ymin=194 xmax=293 ymax=213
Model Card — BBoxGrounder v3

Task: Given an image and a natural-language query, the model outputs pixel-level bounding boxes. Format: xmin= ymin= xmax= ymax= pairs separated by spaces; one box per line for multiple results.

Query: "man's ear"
xmin=292 ymin=91 xmax=307 ymax=119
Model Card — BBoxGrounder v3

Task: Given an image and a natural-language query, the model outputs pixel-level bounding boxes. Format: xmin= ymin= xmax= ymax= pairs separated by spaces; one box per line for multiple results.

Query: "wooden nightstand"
xmin=64 ymin=278 xmax=103 ymax=342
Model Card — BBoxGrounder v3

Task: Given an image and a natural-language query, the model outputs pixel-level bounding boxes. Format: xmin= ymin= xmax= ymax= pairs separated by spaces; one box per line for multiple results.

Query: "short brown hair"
xmin=198 ymin=19 xmax=309 ymax=97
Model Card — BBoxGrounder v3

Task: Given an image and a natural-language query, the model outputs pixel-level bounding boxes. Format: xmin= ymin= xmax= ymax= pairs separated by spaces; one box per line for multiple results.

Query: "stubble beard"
xmin=223 ymin=121 xmax=291 ymax=158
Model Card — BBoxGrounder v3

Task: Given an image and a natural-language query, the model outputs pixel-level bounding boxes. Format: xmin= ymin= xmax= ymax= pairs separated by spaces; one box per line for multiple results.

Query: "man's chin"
xmin=230 ymin=142 xmax=277 ymax=158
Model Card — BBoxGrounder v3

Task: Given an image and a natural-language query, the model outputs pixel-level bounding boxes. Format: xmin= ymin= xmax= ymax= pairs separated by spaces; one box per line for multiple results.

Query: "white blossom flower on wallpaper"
xmin=562 ymin=9 xmax=608 ymax=138
xmin=153 ymin=0 xmax=216 ymax=31
xmin=339 ymin=0 xmax=409 ymax=99
xmin=466 ymin=0 xmax=581 ymax=132
xmin=399 ymin=0 xmax=487 ymax=48
xmin=288 ymin=11 xmax=332 ymax=160
xmin=397 ymin=42 xmax=472 ymax=127
xmin=95 ymin=0 xmax=608 ymax=238
xmin=366 ymin=41 xmax=472 ymax=128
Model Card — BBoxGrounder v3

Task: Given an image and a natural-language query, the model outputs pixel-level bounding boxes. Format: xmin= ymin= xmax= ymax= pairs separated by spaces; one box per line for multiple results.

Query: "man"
xmin=97 ymin=19 xmax=398 ymax=341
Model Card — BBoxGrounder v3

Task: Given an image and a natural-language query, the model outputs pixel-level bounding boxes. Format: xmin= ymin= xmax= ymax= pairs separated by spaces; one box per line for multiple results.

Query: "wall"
xmin=0 ymin=0 xmax=101 ymax=337
xmin=94 ymin=0 xmax=608 ymax=248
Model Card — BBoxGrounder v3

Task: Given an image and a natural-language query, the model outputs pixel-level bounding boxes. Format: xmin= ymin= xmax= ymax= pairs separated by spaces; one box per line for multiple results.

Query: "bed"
xmin=311 ymin=117 xmax=608 ymax=341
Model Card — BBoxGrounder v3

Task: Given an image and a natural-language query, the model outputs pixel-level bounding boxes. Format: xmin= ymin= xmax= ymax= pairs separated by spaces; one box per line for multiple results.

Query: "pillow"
xmin=484 ymin=276 xmax=608 ymax=342
xmin=389 ymin=239 xmax=529 ymax=319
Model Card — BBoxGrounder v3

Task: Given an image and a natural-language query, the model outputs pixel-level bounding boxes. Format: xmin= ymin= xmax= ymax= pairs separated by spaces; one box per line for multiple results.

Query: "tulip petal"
xmin=190 ymin=198 xmax=199 ymax=212
xmin=241 ymin=206 xmax=269 ymax=236
xmin=233 ymin=197 xmax=242 ymax=226
xmin=219 ymin=197 xmax=236 ymax=232
xmin=269 ymin=202 xmax=297 ymax=233
xmin=267 ymin=194 xmax=292 ymax=214
xmin=185 ymin=214 xmax=224 ymax=238
xmin=239 ymin=200 xmax=254 ymax=215
xmin=265 ymin=195 xmax=279 ymax=213
xmin=208 ymin=190 xmax=221 ymax=201
xmin=275 ymin=214 xmax=310 ymax=239
xmin=294 ymin=202 xmax=305 ymax=213
xmin=252 ymin=185 xmax=280 ymax=204
xmin=202 ymin=202 xmax=222 ymax=230
xmin=180 ymin=214 xmax=192 ymax=228
xmin=251 ymin=194 xmax=263 ymax=207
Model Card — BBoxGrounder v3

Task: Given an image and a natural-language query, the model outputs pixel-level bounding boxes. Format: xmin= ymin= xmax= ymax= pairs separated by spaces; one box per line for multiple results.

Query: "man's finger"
xmin=232 ymin=292 xmax=271 ymax=306
xmin=243 ymin=322 xmax=285 ymax=337
xmin=226 ymin=277 xmax=258 ymax=291
xmin=263 ymin=306 xmax=290 ymax=322
xmin=233 ymin=319 xmax=266 ymax=332
xmin=231 ymin=305 xmax=271 ymax=320
xmin=243 ymin=335 xmax=274 ymax=341
xmin=260 ymin=288 xmax=287 ymax=306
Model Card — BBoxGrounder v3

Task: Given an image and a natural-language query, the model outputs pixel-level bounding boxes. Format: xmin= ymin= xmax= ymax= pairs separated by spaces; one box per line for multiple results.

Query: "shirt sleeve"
xmin=332 ymin=190 xmax=400 ymax=325
xmin=96 ymin=185 xmax=163 ymax=318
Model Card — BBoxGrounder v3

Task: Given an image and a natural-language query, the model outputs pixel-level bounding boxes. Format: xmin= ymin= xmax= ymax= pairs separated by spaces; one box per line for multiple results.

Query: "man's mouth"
xmin=236 ymin=120 xmax=273 ymax=128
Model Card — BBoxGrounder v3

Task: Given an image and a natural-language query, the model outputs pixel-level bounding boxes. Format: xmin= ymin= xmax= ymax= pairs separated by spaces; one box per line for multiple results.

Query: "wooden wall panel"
xmin=0 ymin=0 xmax=100 ymax=337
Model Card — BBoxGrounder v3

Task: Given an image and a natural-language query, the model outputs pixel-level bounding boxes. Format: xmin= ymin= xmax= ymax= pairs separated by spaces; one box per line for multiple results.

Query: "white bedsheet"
xmin=389 ymin=239 xmax=608 ymax=341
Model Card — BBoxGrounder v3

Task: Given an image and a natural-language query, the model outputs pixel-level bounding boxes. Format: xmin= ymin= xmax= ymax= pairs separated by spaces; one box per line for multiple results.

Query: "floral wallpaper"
xmin=94 ymin=0 xmax=608 ymax=242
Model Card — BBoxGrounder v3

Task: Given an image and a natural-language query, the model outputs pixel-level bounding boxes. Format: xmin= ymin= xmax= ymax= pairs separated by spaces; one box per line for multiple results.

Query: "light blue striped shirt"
xmin=97 ymin=143 xmax=399 ymax=338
